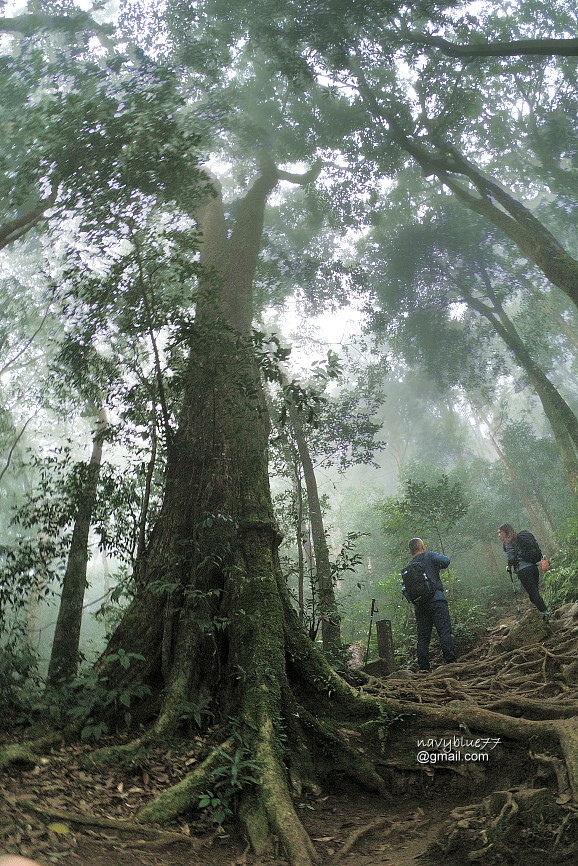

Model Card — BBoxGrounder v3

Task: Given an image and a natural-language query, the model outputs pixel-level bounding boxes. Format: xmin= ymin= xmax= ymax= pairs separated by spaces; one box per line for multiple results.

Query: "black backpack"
xmin=401 ymin=560 xmax=435 ymax=605
xmin=515 ymin=530 xmax=542 ymax=564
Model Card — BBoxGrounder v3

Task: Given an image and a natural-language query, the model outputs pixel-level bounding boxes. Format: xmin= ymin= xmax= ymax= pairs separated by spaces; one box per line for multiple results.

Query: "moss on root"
xmin=238 ymin=789 xmax=272 ymax=855
xmin=136 ymin=738 xmax=234 ymax=824
xmin=0 ymin=734 xmax=63 ymax=771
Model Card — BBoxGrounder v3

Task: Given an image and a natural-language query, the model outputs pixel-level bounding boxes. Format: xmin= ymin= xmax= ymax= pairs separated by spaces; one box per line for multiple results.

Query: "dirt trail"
xmin=300 ymin=792 xmax=462 ymax=865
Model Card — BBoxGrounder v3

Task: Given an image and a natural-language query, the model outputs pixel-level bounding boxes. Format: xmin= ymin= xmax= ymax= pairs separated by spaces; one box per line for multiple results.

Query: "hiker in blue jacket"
xmin=498 ymin=523 xmax=549 ymax=615
xmin=406 ymin=537 xmax=457 ymax=672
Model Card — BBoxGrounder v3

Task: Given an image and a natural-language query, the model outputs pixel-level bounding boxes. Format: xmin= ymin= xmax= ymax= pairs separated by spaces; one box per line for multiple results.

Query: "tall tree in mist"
xmin=46 ymin=404 xmax=108 ymax=688
xmin=272 ymin=360 xmax=385 ymax=659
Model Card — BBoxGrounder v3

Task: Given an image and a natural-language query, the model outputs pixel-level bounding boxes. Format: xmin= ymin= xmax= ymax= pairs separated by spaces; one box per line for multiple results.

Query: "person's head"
xmin=498 ymin=523 xmax=516 ymax=543
xmin=408 ymin=537 xmax=426 ymax=555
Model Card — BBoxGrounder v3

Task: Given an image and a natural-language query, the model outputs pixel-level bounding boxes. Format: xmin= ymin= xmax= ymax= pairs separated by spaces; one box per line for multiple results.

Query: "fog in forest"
xmin=1 ymin=2 xmax=578 ymax=863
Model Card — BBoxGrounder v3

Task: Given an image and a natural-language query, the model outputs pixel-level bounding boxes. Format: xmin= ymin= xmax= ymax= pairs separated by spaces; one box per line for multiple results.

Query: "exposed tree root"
xmin=0 ymin=733 xmax=63 ymax=770
xmin=109 ymin=605 xmax=578 ymax=865
xmin=380 ymin=696 xmax=578 ymax=800
xmin=296 ymin=705 xmax=392 ymax=798
xmin=330 ymin=816 xmax=391 ymax=863
xmin=530 ymin=751 xmax=572 ymax=799
xmin=18 ymin=798 xmax=195 ymax=845
xmin=130 ymin=578 xmax=392 ymax=866
xmin=435 ymin=786 xmax=578 ymax=864
xmin=6 ymin=604 xmax=570 ymax=866
xmin=81 ymin=738 xmax=150 ymax=769
xmin=554 ymin=717 xmax=578 ymax=801
xmin=484 ymin=696 xmax=578 ymax=718
xmin=136 ymin=737 xmax=235 ymax=823
xmin=132 ymin=692 xmax=390 ymax=865
xmin=250 ymin=715 xmax=318 ymax=866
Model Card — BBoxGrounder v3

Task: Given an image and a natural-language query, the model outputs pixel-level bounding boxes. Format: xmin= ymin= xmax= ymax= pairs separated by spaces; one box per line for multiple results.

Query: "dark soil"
xmin=0 ymin=755 xmax=472 ymax=866
xmin=2 ymin=600 xmax=578 ymax=866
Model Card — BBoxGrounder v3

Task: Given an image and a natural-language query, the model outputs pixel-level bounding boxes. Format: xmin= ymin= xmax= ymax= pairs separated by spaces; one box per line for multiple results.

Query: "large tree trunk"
xmin=89 ymin=165 xmax=370 ymax=863
xmin=95 ymin=167 xmax=279 ymax=717
xmin=46 ymin=405 xmax=108 ymax=688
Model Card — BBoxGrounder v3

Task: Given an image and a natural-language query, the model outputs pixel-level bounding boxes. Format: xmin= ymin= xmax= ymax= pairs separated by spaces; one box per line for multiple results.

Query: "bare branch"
xmin=0 ymin=415 xmax=35 ymax=486
xmin=0 ymin=294 xmax=56 ymax=378
xmin=408 ymin=32 xmax=578 ymax=59
xmin=0 ymin=189 xmax=57 ymax=250
xmin=277 ymin=160 xmax=323 ymax=186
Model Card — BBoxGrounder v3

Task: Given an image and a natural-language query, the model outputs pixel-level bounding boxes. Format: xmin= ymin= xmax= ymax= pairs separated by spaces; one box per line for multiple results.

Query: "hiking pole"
xmin=507 ymin=566 xmax=521 ymax=614
xmin=364 ymin=599 xmax=378 ymax=665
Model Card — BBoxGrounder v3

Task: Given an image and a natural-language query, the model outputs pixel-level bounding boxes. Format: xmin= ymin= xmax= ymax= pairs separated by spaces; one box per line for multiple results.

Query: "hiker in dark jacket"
xmin=406 ymin=537 xmax=457 ymax=672
xmin=498 ymin=523 xmax=549 ymax=615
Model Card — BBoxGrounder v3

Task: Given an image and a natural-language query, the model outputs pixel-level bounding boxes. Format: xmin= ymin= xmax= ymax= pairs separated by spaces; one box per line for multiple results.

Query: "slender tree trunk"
xmin=353 ymin=69 xmax=578 ymax=310
xmin=291 ymin=456 xmax=306 ymax=621
xmin=485 ymin=541 xmax=502 ymax=582
xmin=135 ymin=404 xmax=158 ymax=567
xmin=471 ymin=403 xmax=557 ymax=545
xmin=464 ymin=294 xmax=578 ymax=497
xmin=101 ymin=550 xmax=110 ymax=597
xmin=46 ymin=405 xmax=108 ymax=688
xmin=288 ymin=405 xmax=343 ymax=661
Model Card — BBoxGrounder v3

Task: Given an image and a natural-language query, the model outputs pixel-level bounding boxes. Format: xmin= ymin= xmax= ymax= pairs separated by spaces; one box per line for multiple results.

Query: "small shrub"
xmin=543 ymin=518 xmax=578 ymax=607
xmin=44 ymin=651 xmax=151 ymax=740
xmin=198 ymin=744 xmax=260 ymax=825
xmin=0 ymin=640 xmax=41 ymax=725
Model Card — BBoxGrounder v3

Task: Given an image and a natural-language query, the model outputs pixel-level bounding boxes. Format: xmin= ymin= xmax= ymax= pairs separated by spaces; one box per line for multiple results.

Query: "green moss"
xmin=0 ymin=743 xmax=37 ymax=770
xmin=239 ymin=790 xmax=272 ymax=855
xmin=82 ymin=741 xmax=150 ymax=770
xmin=0 ymin=733 xmax=63 ymax=771
xmin=137 ymin=738 xmax=235 ymax=824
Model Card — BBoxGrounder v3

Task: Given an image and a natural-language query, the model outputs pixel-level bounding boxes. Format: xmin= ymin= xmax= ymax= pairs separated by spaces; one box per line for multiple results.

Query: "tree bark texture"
xmin=408 ymin=33 xmax=578 ymax=59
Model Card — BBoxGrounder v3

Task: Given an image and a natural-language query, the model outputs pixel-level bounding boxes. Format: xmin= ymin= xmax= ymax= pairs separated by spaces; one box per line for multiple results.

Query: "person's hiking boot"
xmin=543 ymin=609 xmax=551 ymax=622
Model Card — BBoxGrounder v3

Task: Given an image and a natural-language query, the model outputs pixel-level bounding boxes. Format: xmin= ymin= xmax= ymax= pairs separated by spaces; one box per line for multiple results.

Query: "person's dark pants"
xmin=517 ymin=564 xmax=548 ymax=612
xmin=415 ymin=599 xmax=457 ymax=671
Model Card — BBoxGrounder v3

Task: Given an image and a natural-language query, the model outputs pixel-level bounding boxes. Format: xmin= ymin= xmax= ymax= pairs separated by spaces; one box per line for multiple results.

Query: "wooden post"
xmin=376 ymin=619 xmax=395 ymax=674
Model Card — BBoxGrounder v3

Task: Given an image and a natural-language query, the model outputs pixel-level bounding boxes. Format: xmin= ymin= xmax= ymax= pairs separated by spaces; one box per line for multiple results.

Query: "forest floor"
xmin=1 ymin=598 xmax=578 ymax=866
